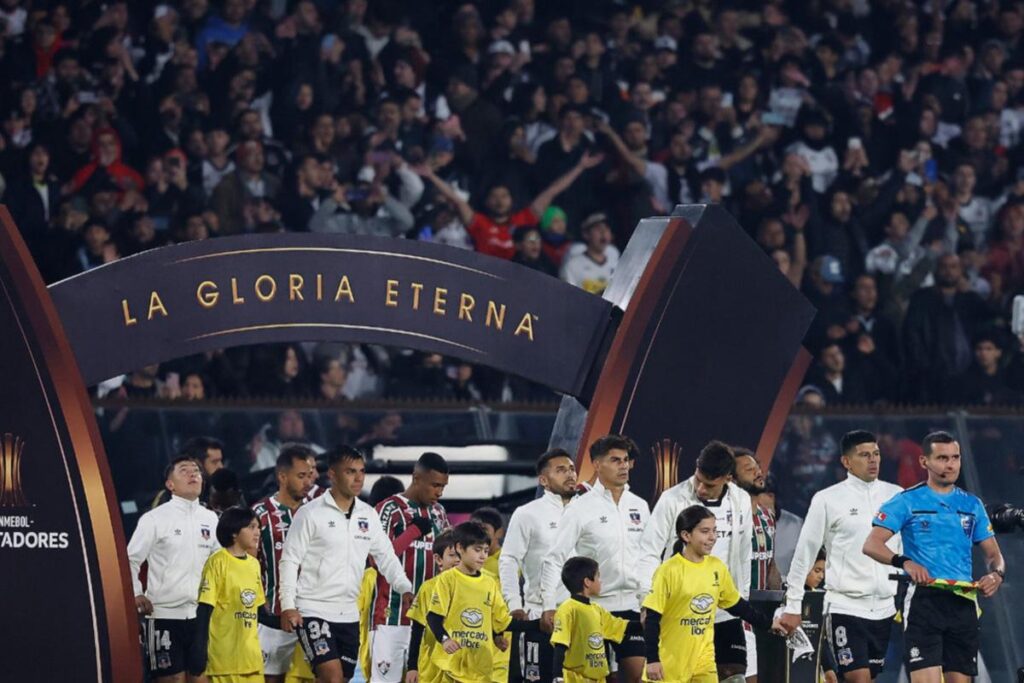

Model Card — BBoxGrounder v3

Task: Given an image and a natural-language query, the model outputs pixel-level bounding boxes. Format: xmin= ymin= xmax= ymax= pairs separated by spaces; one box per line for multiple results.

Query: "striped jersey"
xmin=750 ymin=503 xmax=776 ymax=591
xmin=372 ymin=494 xmax=449 ymax=626
xmin=252 ymin=495 xmax=296 ymax=616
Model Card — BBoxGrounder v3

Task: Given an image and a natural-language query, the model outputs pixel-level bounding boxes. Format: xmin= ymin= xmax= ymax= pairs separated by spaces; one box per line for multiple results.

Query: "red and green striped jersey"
xmin=372 ymin=494 xmax=449 ymax=627
xmin=751 ymin=503 xmax=776 ymax=591
xmin=252 ymin=495 xmax=296 ymax=616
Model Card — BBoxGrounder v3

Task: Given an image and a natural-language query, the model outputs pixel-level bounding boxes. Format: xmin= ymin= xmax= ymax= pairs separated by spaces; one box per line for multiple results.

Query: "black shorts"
xmin=608 ymin=610 xmax=645 ymax=660
xmin=514 ymin=630 xmax=553 ymax=683
xmin=903 ymin=586 xmax=979 ymax=675
xmin=826 ymin=612 xmax=892 ymax=678
xmin=713 ymin=618 xmax=747 ymax=667
xmin=297 ymin=617 xmax=360 ymax=678
xmin=144 ymin=617 xmax=197 ymax=677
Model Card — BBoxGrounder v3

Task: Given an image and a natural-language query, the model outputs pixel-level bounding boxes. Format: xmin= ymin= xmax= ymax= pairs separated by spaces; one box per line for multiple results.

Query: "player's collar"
xmin=170 ymin=494 xmax=201 ymax=510
xmin=542 ymin=489 xmax=567 ymax=507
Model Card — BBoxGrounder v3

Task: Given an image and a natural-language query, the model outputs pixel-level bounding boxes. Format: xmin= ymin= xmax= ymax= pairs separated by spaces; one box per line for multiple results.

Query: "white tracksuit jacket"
xmin=539 ymin=481 xmax=650 ymax=612
xmin=279 ymin=492 xmax=412 ymax=622
xmin=499 ymin=490 xmax=573 ymax=616
xmin=783 ymin=474 xmax=903 ymax=619
xmin=126 ymin=495 xmax=220 ymax=619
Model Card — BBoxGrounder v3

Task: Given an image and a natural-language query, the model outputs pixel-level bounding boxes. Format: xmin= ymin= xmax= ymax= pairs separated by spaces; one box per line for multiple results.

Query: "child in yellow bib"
xmin=473 ymin=507 xmax=509 ymax=683
xmin=425 ymin=522 xmax=511 ymax=683
xmin=643 ymin=505 xmax=781 ymax=683
xmin=550 ymin=556 xmax=642 ymax=683
xmin=405 ymin=530 xmax=460 ymax=683
xmin=191 ymin=507 xmax=267 ymax=683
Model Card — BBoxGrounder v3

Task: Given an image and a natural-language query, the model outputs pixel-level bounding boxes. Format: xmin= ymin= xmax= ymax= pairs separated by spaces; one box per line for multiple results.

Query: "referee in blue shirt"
xmin=862 ymin=431 xmax=1005 ymax=683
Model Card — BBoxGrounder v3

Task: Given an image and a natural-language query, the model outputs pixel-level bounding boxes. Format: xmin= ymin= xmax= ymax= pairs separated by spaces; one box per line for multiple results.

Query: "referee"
xmin=862 ymin=431 xmax=1006 ymax=683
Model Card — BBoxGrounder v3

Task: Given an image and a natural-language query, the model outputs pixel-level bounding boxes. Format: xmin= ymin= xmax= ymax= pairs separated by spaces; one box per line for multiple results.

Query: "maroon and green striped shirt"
xmin=252 ymin=494 xmax=297 ymax=616
xmin=372 ymin=494 xmax=449 ymax=626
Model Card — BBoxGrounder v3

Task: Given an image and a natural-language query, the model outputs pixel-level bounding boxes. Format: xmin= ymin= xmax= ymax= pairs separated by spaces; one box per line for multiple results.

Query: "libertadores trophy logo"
xmin=0 ymin=433 xmax=28 ymax=507
xmin=651 ymin=438 xmax=681 ymax=496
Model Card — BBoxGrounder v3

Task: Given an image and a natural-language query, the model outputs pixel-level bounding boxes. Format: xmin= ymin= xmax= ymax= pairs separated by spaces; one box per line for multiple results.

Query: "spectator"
xmin=560 ymin=213 xmax=616 ymax=295
xmin=512 ymin=226 xmax=556 ymax=276
xmin=315 ymin=355 xmax=348 ymax=402
xmin=415 ymin=150 xmax=603 ymax=259
xmin=210 ymin=140 xmax=282 ymax=234
xmin=802 ymin=342 xmax=869 ymax=406
xmin=251 ymin=410 xmax=324 ymax=472
xmin=949 ymin=334 xmax=1021 ymax=406
xmin=903 ymin=253 xmax=994 ymax=402
xmin=308 ymin=164 xmax=417 ymax=237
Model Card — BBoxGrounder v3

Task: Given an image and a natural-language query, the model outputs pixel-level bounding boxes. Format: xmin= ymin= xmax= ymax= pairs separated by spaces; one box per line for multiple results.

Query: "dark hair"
xmin=416 ymin=451 xmax=449 ymax=475
xmin=840 ymin=430 xmax=877 ymax=455
xmin=451 ymin=521 xmax=490 ymax=550
xmin=210 ymin=468 xmax=239 ymax=493
xmin=327 ymin=445 xmax=364 ymax=467
xmin=181 ymin=436 xmax=224 ymax=464
xmin=276 ymin=444 xmax=315 ymax=472
xmin=590 ymin=435 xmax=635 ymax=460
xmin=369 ymin=475 xmax=405 ymax=506
xmin=696 ymin=440 xmax=735 ymax=479
xmin=815 ymin=548 xmax=827 ymax=563
xmin=536 ymin=448 xmax=573 ymax=475
xmin=216 ymin=506 xmax=256 ymax=548
xmin=672 ymin=505 xmax=716 ymax=554
xmin=432 ymin=529 xmax=457 ymax=559
xmin=470 ymin=506 xmax=504 ymax=532
xmin=922 ymin=431 xmax=957 ymax=456
xmin=730 ymin=446 xmax=755 ymax=474
xmin=164 ymin=455 xmax=198 ymax=481
xmin=561 ymin=556 xmax=599 ymax=595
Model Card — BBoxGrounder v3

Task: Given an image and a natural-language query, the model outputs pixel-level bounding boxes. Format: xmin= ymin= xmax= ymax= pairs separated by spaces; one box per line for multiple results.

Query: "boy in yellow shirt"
xmin=471 ymin=507 xmax=509 ymax=683
xmin=550 ymin=557 xmax=641 ymax=683
xmin=190 ymin=507 xmax=266 ymax=683
xmin=425 ymin=522 xmax=511 ymax=683
xmin=642 ymin=506 xmax=782 ymax=683
xmin=405 ymin=530 xmax=459 ymax=683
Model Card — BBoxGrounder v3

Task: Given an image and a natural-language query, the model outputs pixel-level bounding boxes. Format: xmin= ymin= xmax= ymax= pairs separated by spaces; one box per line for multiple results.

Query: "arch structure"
xmin=0 ymin=203 xmax=814 ymax=680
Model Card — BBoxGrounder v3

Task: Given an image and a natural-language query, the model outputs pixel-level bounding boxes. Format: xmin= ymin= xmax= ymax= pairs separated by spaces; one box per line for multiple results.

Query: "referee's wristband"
xmin=890 ymin=554 xmax=908 ymax=569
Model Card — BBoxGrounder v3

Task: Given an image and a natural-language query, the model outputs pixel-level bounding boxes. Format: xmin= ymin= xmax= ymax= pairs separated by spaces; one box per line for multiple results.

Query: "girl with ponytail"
xmin=642 ymin=505 xmax=784 ymax=682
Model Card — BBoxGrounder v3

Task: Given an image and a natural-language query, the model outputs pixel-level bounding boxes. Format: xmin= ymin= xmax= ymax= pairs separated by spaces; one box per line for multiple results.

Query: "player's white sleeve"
xmin=278 ymin=506 xmax=314 ymax=612
xmin=540 ymin=507 xmax=580 ymax=611
xmin=784 ymin=492 xmax=828 ymax=614
xmin=499 ymin=507 xmax=530 ymax=611
xmin=637 ymin=494 xmax=676 ymax=596
xmin=735 ymin=492 xmax=753 ymax=600
xmin=126 ymin=512 xmax=156 ymax=597
xmin=370 ymin=513 xmax=413 ymax=595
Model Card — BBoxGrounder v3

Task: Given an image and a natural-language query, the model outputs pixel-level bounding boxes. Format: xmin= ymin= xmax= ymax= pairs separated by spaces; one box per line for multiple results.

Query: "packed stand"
xmin=6 ymin=0 xmax=1024 ymax=405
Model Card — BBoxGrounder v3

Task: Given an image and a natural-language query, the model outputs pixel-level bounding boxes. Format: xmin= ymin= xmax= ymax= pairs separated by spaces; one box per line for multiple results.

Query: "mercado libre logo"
xmin=0 ymin=433 xmax=71 ymax=550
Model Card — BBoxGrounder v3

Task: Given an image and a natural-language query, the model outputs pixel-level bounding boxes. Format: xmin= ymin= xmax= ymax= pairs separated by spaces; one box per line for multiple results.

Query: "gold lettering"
xmin=334 ymin=275 xmax=354 ymax=303
xmin=458 ymin=293 xmax=475 ymax=321
xmin=289 ymin=274 xmax=304 ymax=301
xmin=254 ymin=275 xmax=277 ymax=302
xmin=147 ymin=291 xmax=168 ymax=320
xmin=485 ymin=302 xmax=506 ymax=330
xmin=433 ymin=287 xmax=448 ymax=316
xmin=411 ymin=282 xmax=424 ymax=310
xmin=121 ymin=299 xmax=137 ymax=326
xmin=514 ymin=313 xmax=535 ymax=341
xmin=385 ymin=279 xmax=399 ymax=307
xmin=196 ymin=281 xmax=219 ymax=308
xmin=231 ymin=278 xmax=245 ymax=304
xmin=317 ymin=273 xmax=323 ymax=301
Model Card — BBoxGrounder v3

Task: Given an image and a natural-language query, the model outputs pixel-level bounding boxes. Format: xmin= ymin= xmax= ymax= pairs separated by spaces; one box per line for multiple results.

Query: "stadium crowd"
xmin=126 ymin=432 xmax=1008 ymax=683
xmin=7 ymin=0 xmax=1024 ymax=406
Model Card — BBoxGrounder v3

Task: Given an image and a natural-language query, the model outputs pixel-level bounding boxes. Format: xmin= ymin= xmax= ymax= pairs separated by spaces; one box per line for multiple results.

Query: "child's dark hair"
xmin=470 ymin=506 xmax=504 ymax=532
xmin=815 ymin=548 xmax=827 ymax=563
xmin=561 ymin=556 xmax=599 ymax=595
xmin=672 ymin=505 xmax=716 ymax=555
xmin=451 ymin=521 xmax=489 ymax=550
xmin=433 ymin=529 xmax=457 ymax=559
xmin=216 ymin=506 xmax=256 ymax=548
